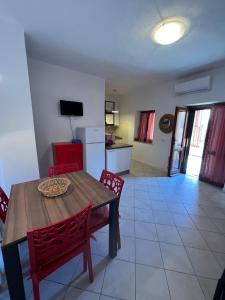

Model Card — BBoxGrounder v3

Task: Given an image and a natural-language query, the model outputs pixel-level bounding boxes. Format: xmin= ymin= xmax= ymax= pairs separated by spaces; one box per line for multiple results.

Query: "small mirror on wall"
xmin=159 ymin=114 xmax=174 ymax=133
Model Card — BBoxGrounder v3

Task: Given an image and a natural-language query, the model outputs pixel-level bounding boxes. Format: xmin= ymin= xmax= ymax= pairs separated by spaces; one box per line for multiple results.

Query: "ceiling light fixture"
xmin=151 ymin=17 xmax=189 ymax=45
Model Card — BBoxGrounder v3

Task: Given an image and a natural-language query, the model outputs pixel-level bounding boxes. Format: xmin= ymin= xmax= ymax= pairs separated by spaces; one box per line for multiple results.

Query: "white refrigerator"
xmin=76 ymin=127 xmax=105 ymax=180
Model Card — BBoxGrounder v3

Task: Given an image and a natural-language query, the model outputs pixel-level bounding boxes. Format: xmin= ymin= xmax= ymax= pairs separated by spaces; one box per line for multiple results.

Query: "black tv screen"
xmin=60 ymin=100 xmax=83 ymax=116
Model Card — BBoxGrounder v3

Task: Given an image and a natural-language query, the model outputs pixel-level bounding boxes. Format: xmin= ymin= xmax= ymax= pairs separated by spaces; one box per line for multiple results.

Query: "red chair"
xmin=90 ymin=170 xmax=124 ymax=249
xmin=0 ymin=187 xmax=9 ymax=224
xmin=27 ymin=204 xmax=93 ymax=300
xmin=48 ymin=163 xmax=80 ymax=177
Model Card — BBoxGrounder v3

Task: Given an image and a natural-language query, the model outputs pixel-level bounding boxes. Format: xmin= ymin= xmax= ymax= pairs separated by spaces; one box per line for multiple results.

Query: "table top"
xmin=3 ymin=171 xmax=117 ymax=247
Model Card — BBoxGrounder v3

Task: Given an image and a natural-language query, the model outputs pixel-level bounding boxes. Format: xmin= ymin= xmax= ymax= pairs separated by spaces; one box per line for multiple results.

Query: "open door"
xmin=168 ymin=107 xmax=188 ymax=176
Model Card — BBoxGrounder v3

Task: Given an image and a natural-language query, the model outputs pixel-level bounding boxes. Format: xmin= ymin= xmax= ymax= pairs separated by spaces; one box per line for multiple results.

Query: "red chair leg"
xmin=117 ymin=223 xmax=121 ymax=249
xmin=32 ymin=277 xmax=40 ymax=300
xmin=86 ymin=242 xmax=94 ymax=282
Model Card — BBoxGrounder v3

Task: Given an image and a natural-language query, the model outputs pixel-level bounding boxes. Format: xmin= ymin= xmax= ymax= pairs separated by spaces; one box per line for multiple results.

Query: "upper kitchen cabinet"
xmin=105 ymin=101 xmax=114 ymax=125
xmin=114 ymin=100 xmax=120 ymax=126
xmin=105 ymin=100 xmax=120 ymax=126
xmin=105 ymin=100 xmax=114 ymax=113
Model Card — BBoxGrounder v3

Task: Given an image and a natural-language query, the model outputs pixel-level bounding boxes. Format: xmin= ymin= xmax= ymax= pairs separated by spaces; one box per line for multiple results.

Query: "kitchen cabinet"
xmin=52 ymin=142 xmax=83 ymax=170
xmin=105 ymin=101 xmax=114 ymax=113
xmin=105 ymin=100 xmax=120 ymax=126
xmin=106 ymin=145 xmax=132 ymax=174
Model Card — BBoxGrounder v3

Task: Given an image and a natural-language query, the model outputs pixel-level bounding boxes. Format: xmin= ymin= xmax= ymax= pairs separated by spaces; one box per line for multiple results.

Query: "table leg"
xmin=109 ymin=199 xmax=119 ymax=258
xmin=2 ymin=243 xmax=26 ymax=300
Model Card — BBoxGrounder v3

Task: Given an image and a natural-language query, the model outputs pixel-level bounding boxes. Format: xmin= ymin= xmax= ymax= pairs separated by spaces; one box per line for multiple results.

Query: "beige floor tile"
xmin=134 ymin=207 xmax=154 ymax=223
xmin=200 ymin=231 xmax=225 ymax=252
xmin=65 ymin=287 xmax=100 ymax=300
xmin=166 ymin=270 xmax=205 ymax=300
xmin=198 ymin=277 xmax=217 ymax=300
xmin=136 ymin=239 xmax=163 ymax=268
xmin=190 ymin=215 xmax=220 ymax=232
xmin=172 ymin=213 xmax=195 ymax=228
xmin=102 ymin=260 xmax=135 ymax=300
xmin=156 ymin=224 xmax=182 ymax=245
xmin=177 ymin=227 xmax=209 ymax=250
xmin=29 ymin=280 xmax=68 ymax=300
xmin=135 ymin=221 xmax=158 ymax=241
xmin=120 ymin=219 xmax=135 ymax=237
xmin=136 ymin=264 xmax=170 ymax=300
xmin=153 ymin=211 xmax=174 ymax=225
xmin=187 ymin=247 xmax=222 ymax=279
xmin=71 ymin=255 xmax=108 ymax=293
xmin=160 ymin=243 xmax=193 ymax=274
xmin=116 ymin=235 xmax=135 ymax=262
xmin=213 ymin=251 xmax=225 ymax=268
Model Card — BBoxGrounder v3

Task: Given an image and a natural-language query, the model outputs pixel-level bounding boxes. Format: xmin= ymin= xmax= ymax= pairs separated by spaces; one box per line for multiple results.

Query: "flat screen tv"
xmin=60 ymin=100 xmax=83 ymax=116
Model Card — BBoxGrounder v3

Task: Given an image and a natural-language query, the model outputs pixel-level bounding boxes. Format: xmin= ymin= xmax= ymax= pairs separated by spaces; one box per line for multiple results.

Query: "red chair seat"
xmin=35 ymin=241 xmax=85 ymax=281
xmin=90 ymin=207 xmax=109 ymax=232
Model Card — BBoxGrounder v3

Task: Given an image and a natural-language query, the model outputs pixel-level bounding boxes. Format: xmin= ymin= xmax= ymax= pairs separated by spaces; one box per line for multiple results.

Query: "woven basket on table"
xmin=38 ymin=177 xmax=71 ymax=197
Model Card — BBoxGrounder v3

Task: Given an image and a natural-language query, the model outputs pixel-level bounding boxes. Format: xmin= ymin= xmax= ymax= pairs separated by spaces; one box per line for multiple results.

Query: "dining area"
xmin=1 ymin=164 xmax=124 ymax=300
xmin=2 ymin=162 xmax=225 ymax=300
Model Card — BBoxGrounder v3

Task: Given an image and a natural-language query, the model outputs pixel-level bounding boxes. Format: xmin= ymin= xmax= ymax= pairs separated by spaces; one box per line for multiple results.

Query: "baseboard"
xmin=116 ymin=170 xmax=130 ymax=176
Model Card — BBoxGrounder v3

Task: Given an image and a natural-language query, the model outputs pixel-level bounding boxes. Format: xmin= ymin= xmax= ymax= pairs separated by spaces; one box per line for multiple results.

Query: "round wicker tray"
xmin=38 ymin=177 xmax=71 ymax=198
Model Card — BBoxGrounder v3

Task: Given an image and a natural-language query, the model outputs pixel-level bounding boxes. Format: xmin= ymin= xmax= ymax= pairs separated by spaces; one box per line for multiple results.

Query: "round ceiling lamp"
xmin=151 ymin=17 xmax=189 ymax=45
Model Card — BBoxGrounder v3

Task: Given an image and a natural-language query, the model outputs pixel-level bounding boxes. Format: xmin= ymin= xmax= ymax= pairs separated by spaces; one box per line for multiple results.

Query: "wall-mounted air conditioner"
xmin=174 ymin=75 xmax=211 ymax=95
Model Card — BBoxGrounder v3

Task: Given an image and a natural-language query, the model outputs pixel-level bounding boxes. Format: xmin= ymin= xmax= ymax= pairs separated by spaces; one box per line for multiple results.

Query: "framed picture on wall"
xmin=159 ymin=114 xmax=174 ymax=133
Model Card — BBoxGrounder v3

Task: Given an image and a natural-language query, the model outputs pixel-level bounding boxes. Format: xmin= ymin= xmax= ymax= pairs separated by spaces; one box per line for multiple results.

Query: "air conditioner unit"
xmin=174 ymin=75 xmax=211 ymax=95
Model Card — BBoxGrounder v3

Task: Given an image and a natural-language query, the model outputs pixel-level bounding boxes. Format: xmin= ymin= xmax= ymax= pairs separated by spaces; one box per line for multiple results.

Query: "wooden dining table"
xmin=2 ymin=171 xmax=119 ymax=300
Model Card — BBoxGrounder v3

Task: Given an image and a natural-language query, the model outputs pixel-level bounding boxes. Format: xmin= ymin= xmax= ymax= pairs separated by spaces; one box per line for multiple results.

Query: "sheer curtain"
xmin=138 ymin=111 xmax=155 ymax=142
xmin=199 ymin=104 xmax=225 ymax=186
xmin=138 ymin=112 xmax=149 ymax=142
xmin=146 ymin=112 xmax=155 ymax=142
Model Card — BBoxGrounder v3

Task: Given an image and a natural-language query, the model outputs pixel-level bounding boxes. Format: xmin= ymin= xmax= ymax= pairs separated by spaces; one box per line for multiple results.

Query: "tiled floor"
xmin=130 ymin=160 xmax=166 ymax=177
xmin=1 ymin=162 xmax=225 ymax=299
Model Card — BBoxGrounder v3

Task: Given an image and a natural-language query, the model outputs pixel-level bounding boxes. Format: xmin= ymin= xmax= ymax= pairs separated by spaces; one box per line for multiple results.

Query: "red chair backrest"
xmin=48 ymin=163 xmax=79 ymax=177
xmin=100 ymin=170 xmax=124 ymax=198
xmin=0 ymin=187 xmax=9 ymax=223
xmin=27 ymin=203 xmax=92 ymax=274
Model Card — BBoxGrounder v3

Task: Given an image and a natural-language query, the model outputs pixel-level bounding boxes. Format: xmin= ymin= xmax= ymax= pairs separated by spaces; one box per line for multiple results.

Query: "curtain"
xmin=138 ymin=112 xmax=149 ymax=142
xmin=199 ymin=105 xmax=225 ymax=186
xmin=146 ymin=112 xmax=155 ymax=142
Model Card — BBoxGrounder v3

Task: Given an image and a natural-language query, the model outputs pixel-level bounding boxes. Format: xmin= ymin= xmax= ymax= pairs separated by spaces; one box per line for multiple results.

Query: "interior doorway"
xmin=186 ymin=108 xmax=211 ymax=177
xmin=168 ymin=107 xmax=188 ymax=176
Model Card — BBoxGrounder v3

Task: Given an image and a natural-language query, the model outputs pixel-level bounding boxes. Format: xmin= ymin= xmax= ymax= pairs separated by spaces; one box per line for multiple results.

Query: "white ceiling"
xmin=1 ymin=0 xmax=225 ymax=95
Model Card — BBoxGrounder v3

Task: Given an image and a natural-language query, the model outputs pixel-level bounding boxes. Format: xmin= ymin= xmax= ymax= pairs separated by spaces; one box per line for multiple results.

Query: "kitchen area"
xmin=50 ymin=98 xmax=133 ymax=184
xmin=105 ymin=98 xmax=133 ymax=175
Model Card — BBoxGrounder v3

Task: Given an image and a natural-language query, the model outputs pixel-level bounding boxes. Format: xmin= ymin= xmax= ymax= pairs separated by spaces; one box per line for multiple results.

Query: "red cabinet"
xmin=52 ymin=142 xmax=83 ymax=170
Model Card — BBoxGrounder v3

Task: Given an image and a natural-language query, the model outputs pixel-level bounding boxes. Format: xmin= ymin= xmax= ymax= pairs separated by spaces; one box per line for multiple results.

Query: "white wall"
xmin=28 ymin=59 xmax=105 ymax=177
xmin=0 ymin=20 xmax=39 ymax=195
xmin=119 ymin=66 xmax=225 ymax=172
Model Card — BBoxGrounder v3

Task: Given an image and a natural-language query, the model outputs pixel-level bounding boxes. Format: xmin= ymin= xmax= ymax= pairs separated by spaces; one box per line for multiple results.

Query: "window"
xmin=136 ymin=110 xmax=155 ymax=143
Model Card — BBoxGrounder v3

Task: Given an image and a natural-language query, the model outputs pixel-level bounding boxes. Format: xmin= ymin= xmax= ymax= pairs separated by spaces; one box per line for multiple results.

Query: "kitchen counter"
xmin=105 ymin=144 xmax=133 ymax=175
xmin=105 ymin=143 xmax=133 ymax=150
